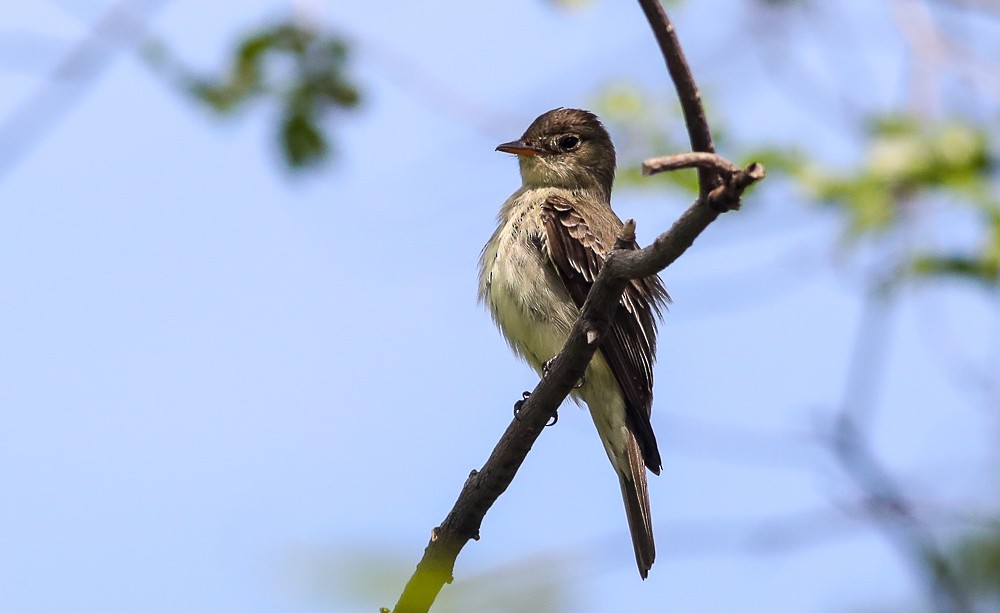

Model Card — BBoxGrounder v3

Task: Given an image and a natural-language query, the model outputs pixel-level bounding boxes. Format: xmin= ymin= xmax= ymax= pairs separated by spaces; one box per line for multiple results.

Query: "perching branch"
xmin=387 ymin=5 xmax=763 ymax=613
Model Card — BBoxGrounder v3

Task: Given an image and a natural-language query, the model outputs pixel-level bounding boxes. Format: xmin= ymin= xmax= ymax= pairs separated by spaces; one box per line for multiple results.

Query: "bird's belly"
xmin=483 ymin=233 xmax=630 ymax=463
xmin=488 ymin=245 xmax=629 ymax=451
xmin=486 ymin=245 xmax=575 ymax=374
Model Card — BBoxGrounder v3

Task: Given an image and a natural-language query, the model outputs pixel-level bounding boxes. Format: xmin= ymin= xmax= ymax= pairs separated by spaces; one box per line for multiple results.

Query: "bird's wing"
xmin=540 ymin=195 xmax=668 ymax=474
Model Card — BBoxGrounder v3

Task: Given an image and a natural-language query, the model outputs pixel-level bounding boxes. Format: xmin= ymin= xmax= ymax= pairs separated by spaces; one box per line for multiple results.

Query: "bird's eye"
xmin=558 ymin=135 xmax=580 ymax=151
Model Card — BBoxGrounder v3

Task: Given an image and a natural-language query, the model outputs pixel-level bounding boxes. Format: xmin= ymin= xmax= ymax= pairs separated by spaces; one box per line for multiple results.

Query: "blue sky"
xmin=1 ymin=1 xmax=996 ymax=612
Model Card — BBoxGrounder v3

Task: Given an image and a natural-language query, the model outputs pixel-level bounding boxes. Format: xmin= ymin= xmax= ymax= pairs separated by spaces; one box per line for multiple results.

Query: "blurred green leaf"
xmin=911 ymin=201 xmax=1000 ymax=285
xmin=782 ymin=115 xmax=1000 ymax=287
xmin=285 ymin=545 xmax=575 ymax=613
xmin=951 ymin=527 xmax=1000 ymax=600
xmin=147 ymin=20 xmax=361 ymax=170
xmin=592 ymin=81 xmax=698 ymax=195
xmin=911 ymin=255 xmax=999 ymax=285
xmin=281 ymin=110 xmax=327 ymax=167
xmin=590 ymin=82 xmax=1000 ymax=288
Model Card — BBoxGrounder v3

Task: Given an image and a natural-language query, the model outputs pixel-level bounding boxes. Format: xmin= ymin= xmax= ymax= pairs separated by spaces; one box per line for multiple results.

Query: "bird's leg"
xmin=513 ymin=391 xmax=558 ymax=427
xmin=542 ymin=356 xmax=585 ymax=388
xmin=513 ymin=391 xmax=531 ymax=420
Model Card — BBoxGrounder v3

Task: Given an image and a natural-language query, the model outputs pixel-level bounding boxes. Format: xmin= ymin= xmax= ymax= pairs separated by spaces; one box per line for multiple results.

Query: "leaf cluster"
xmin=598 ymin=82 xmax=999 ymax=288
xmin=151 ymin=21 xmax=361 ymax=169
xmin=593 ymin=83 xmax=701 ymax=194
xmin=950 ymin=528 xmax=1000 ymax=608
xmin=798 ymin=117 xmax=998 ymax=285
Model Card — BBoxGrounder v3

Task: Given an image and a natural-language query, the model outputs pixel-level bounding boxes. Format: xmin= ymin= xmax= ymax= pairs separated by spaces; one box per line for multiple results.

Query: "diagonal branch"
xmin=387 ymin=4 xmax=764 ymax=613
xmin=388 ymin=168 xmax=761 ymax=613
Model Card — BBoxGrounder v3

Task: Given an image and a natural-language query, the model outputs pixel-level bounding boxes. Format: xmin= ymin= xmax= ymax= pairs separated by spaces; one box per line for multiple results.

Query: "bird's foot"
xmin=542 ymin=357 xmax=555 ymax=380
xmin=542 ymin=357 xmax=585 ymax=388
xmin=513 ymin=391 xmax=558 ymax=427
xmin=513 ymin=391 xmax=531 ymax=419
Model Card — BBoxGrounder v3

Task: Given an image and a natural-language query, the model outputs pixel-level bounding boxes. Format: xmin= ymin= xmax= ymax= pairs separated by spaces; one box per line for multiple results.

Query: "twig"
xmin=642 ymin=151 xmax=740 ymax=175
xmin=388 ymin=4 xmax=764 ymax=612
xmin=644 ymin=154 xmax=764 ymax=214
xmin=636 ymin=0 xmax=719 ymax=197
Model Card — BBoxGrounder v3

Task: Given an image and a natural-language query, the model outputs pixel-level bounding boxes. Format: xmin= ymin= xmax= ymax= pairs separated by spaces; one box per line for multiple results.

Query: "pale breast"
xmin=480 ymin=199 xmax=578 ymax=373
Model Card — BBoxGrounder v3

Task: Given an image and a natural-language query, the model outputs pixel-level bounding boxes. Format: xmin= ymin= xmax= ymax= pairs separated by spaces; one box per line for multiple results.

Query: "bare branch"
xmin=390 ymin=169 xmax=759 ymax=612
xmin=636 ymin=0 xmax=719 ymax=196
xmin=388 ymin=3 xmax=764 ymax=611
xmin=643 ymin=151 xmax=741 ymax=176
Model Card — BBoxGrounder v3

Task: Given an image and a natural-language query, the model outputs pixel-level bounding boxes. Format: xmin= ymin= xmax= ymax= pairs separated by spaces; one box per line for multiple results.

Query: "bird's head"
xmin=496 ymin=108 xmax=616 ymax=197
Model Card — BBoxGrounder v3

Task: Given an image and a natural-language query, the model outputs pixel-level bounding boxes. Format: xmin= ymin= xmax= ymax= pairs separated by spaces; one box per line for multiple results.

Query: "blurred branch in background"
xmin=0 ymin=0 xmax=170 ymax=180
xmin=926 ymin=0 xmax=1000 ymax=17
xmin=831 ymin=414 xmax=974 ymax=613
xmin=745 ymin=2 xmax=999 ymax=611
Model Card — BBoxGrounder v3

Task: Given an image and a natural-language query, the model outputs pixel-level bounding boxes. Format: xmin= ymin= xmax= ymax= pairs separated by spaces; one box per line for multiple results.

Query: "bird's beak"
xmin=496 ymin=140 xmax=542 ymax=156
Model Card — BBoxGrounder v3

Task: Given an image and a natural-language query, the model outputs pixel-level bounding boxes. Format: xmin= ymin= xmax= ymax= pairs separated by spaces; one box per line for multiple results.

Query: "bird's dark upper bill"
xmin=496 ymin=140 xmax=542 ymax=156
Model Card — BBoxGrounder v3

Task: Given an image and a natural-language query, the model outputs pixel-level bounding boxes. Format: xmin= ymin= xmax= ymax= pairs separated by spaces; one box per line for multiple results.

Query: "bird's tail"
xmin=618 ymin=433 xmax=655 ymax=579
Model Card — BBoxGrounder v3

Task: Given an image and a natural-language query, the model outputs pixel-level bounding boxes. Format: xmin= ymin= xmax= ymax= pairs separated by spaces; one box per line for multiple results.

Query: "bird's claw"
xmin=543 ymin=357 xmax=585 ymax=389
xmin=542 ymin=357 xmax=555 ymax=380
xmin=513 ymin=391 xmax=558 ymax=427
xmin=513 ymin=391 xmax=531 ymax=420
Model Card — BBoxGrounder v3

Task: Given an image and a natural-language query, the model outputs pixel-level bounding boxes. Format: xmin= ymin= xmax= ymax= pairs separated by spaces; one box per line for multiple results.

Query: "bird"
xmin=478 ymin=107 xmax=668 ymax=579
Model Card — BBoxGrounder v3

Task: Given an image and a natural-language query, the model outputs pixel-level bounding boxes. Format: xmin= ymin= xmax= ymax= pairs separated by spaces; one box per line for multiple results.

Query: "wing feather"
xmin=540 ymin=195 xmax=668 ymax=474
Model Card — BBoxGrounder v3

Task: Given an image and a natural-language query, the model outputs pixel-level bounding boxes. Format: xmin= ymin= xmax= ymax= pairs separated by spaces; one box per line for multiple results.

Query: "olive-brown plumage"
xmin=479 ymin=108 xmax=668 ymax=578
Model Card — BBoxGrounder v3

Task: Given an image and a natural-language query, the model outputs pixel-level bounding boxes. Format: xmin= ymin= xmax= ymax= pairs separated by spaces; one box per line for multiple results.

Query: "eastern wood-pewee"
xmin=479 ymin=108 xmax=668 ymax=579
